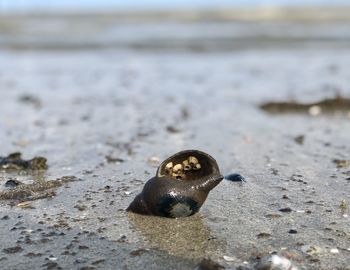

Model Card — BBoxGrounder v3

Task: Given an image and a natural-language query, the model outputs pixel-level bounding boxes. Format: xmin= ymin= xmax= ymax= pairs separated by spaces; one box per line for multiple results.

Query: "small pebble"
xmin=279 ymin=207 xmax=292 ymax=213
xmin=256 ymin=254 xmax=298 ymax=270
xmin=301 ymin=245 xmax=322 ymax=255
xmin=333 ymin=159 xmax=349 ymax=168
xmin=166 ymin=125 xmax=181 ymax=133
xmin=17 ymin=202 xmax=31 ymax=208
xmin=308 ymin=105 xmax=321 ymax=116
xmin=294 ymin=135 xmax=305 ymax=145
xmin=5 ymin=179 xmax=22 ymax=188
xmin=330 ymin=248 xmax=339 ymax=254
xmin=129 ymin=248 xmax=148 ymax=256
xmin=265 ymin=213 xmax=282 ymax=219
xmin=3 ymin=246 xmax=23 ymax=254
xmin=224 ymin=173 xmax=246 ymax=183
xmin=257 ymin=232 xmax=272 ymax=239
xmin=223 ymin=255 xmax=235 ymax=262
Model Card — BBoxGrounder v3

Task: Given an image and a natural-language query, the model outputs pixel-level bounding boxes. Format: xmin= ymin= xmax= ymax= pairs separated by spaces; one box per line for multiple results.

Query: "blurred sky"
xmin=1 ymin=0 xmax=349 ymax=12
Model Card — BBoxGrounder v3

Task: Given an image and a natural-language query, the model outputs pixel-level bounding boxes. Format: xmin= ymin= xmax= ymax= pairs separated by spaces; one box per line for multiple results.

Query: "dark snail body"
xmin=127 ymin=150 xmax=223 ymax=218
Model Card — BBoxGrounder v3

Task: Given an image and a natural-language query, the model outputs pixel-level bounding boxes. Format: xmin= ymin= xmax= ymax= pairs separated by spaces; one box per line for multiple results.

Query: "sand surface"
xmin=0 ymin=11 xmax=349 ymax=269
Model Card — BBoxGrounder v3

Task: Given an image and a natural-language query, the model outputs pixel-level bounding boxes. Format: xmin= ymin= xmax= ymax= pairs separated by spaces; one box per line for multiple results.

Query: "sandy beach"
xmin=0 ymin=8 xmax=349 ymax=269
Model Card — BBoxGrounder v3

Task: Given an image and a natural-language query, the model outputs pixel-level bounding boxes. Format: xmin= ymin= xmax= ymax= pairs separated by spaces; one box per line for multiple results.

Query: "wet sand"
xmin=0 ymin=10 xmax=350 ymax=270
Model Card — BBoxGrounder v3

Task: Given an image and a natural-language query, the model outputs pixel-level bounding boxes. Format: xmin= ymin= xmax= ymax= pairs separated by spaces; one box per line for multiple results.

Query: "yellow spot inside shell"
xmin=173 ymin=164 xmax=183 ymax=174
xmin=193 ymin=163 xmax=201 ymax=170
xmin=165 ymin=162 xmax=173 ymax=174
xmin=182 ymin=160 xmax=191 ymax=171
xmin=188 ymin=156 xmax=199 ymax=166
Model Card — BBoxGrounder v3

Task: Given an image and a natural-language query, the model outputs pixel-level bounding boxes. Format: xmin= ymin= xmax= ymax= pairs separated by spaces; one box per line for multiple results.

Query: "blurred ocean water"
xmin=0 ymin=0 xmax=349 ymax=13
xmin=1 ymin=7 xmax=350 ymax=52
xmin=0 ymin=0 xmax=350 ymax=52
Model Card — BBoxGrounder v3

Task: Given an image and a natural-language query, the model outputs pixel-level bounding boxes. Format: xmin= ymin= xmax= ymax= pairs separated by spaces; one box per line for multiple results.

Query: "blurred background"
xmin=1 ymin=0 xmax=350 ymax=160
xmin=1 ymin=0 xmax=350 ymax=12
xmin=1 ymin=0 xmax=350 ymax=52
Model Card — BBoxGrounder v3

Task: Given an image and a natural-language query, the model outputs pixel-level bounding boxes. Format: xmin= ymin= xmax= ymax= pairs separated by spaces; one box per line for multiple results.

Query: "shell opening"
xmin=157 ymin=150 xmax=220 ymax=181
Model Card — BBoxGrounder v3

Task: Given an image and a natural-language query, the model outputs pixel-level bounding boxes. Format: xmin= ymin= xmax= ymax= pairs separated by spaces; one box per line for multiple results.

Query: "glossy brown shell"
xmin=127 ymin=150 xmax=223 ymax=218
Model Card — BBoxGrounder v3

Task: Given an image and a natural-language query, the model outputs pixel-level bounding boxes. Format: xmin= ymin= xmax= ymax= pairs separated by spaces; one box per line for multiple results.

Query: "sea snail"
xmin=127 ymin=150 xmax=223 ymax=218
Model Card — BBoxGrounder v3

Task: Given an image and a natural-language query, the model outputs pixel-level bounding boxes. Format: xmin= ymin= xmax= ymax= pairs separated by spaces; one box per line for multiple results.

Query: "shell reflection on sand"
xmin=127 ymin=212 xmax=224 ymax=259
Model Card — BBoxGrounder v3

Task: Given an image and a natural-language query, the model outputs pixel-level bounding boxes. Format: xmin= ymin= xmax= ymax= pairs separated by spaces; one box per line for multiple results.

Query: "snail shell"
xmin=127 ymin=150 xmax=223 ymax=218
